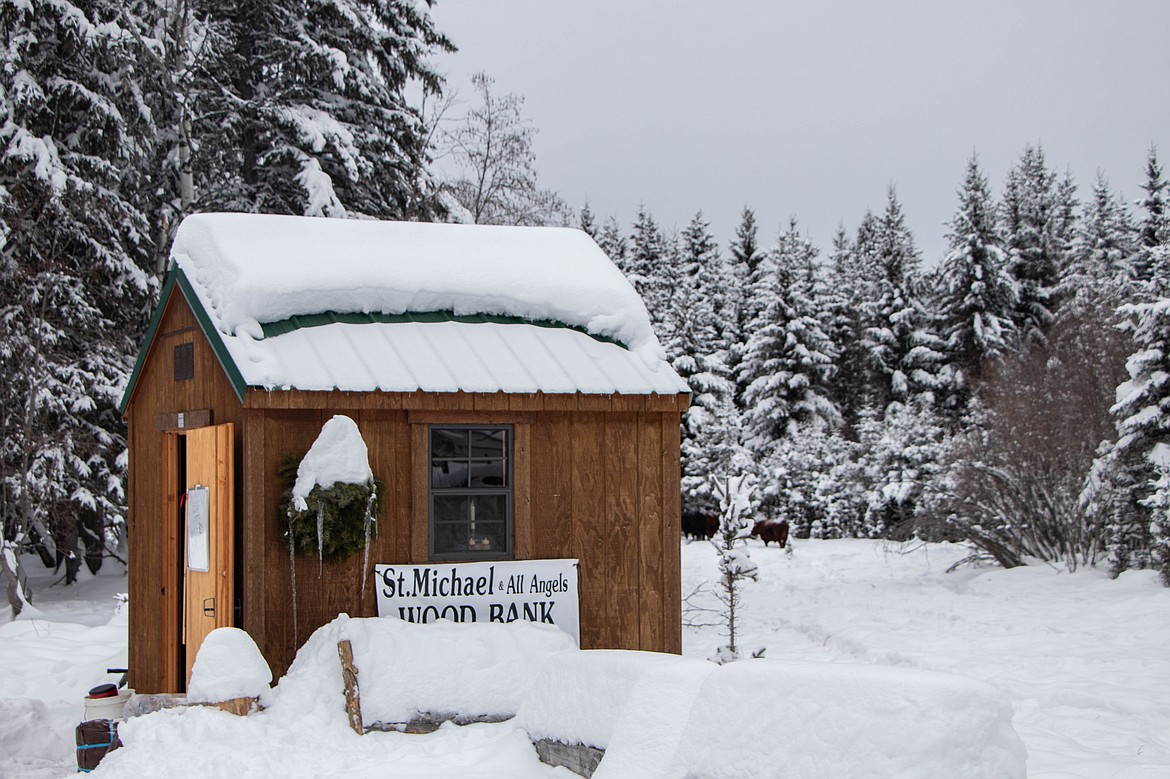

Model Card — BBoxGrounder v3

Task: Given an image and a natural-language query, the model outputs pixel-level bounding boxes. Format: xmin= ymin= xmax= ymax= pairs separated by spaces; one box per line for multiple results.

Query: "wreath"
xmin=277 ymin=454 xmax=385 ymax=561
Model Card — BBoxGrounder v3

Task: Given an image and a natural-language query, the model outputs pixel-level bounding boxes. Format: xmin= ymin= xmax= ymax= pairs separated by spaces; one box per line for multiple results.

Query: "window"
xmin=429 ymin=426 xmax=512 ymax=560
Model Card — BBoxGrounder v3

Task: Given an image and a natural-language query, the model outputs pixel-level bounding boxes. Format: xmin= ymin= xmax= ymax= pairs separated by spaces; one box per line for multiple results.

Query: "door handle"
xmin=203 ymin=597 xmax=215 ymax=617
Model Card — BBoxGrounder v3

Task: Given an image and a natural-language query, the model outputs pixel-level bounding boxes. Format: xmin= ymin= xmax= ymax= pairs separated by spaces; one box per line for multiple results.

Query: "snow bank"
xmin=516 ymin=649 xmax=709 ymax=750
xmin=672 ymin=660 xmax=1026 ymax=779
xmin=343 ymin=617 xmax=577 ymax=724
xmin=0 ymin=698 xmax=69 ymax=764
xmin=171 ymin=213 xmax=666 ymax=364
xmin=186 ymin=628 xmax=272 ymax=704
xmin=290 ymin=415 xmax=373 ymax=512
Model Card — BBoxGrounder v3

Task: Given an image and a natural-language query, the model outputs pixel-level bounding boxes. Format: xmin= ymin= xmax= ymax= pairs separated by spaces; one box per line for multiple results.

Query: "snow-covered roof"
xmin=152 ymin=213 xmax=686 ymax=397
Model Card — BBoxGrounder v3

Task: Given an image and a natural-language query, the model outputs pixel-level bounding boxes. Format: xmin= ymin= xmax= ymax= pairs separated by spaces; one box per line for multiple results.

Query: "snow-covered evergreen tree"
xmin=1000 ymin=144 xmax=1072 ymax=346
xmin=741 ymin=220 xmax=839 ymax=451
xmin=1135 ymin=146 xmax=1169 ymax=292
xmin=726 ymin=206 xmax=763 ymax=407
xmin=627 ymin=206 xmax=673 ymax=330
xmin=183 ymin=0 xmax=453 ymax=219
xmin=1065 ymin=172 xmax=1137 ymax=302
xmin=596 ymin=215 xmax=629 ymax=272
xmin=706 ymin=473 xmax=761 ymax=664
xmin=669 ymin=212 xmax=736 ymax=509
xmin=824 ymin=225 xmax=870 ymax=434
xmin=860 ymin=188 xmax=947 ymax=414
xmin=856 ymin=401 xmax=947 ymax=539
xmin=577 ymin=202 xmax=598 ymax=238
xmin=0 ymin=0 xmax=157 ymax=607
xmin=1105 ymin=298 xmax=1170 ymax=574
xmin=937 ymin=156 xmax=1018 ymax=395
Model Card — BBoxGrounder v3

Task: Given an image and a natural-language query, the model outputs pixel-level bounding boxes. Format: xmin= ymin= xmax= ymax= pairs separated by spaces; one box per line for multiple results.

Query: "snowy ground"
xmin=1 ymin=539 xmax=1168 ymax=777
xmin=682 ymin=538 xmax=1170 ymax=779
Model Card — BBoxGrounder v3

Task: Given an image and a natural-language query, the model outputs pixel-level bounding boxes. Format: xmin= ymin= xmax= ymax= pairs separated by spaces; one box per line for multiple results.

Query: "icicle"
xmin=316 ymin=504 xmax=325 ymax=576
xmin=288 ymin=513 xmax=299 ymax=648
xmin=361 ymin=481 xmax=377 ymax=594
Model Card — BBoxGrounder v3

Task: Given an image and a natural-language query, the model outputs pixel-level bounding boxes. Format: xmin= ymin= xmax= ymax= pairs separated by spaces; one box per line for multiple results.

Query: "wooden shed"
xmin=120 ymin=213 xmax=689 ymax=693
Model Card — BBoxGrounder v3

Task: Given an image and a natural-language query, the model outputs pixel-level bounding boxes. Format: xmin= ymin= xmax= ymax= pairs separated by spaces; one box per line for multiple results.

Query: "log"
xmin=211 ymin=696 xmax=256 ymax=716
xmin=338 ymin=639 xmax=363 ymax=735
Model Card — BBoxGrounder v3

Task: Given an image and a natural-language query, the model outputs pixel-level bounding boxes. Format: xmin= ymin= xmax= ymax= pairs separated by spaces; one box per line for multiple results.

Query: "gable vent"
xmin=174 ymin=343 xmax=194 ymax=381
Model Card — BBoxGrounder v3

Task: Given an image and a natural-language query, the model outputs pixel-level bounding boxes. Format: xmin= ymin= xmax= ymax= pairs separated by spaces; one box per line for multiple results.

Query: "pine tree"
xmin=1135 ymin=146 xmax=1169 ymax=291
xmin=1105 ymin=298 xmax=1170 ymax=574
xmin=578 ymin=202 xmax=598 ymax=238
xmin=1000 ymin=144 xmax=1071 ymax=346
xmin=741 ymin=220 xmax=839 ymax=451
xmin=860 ymin=188 xmax=947 ymax=414
xmin=1066 ymin=172 xmax=1138 ymax=302
xmin=670 ymin=212 xmax=736 ymax=509
xmin=0 ymin=0 xmax=157 ymax=608
xmin=726 ymin=207 xmax=762 ymax=407
xmin=596 ymin=215 xmax=629 ymax=271
xmin=182 ymin=0 xmax=453 ymax=219
xmin=824 ymin=225 xmax=869 ymax=434
xmin=937 ymin=156 xmax=1017 ymax=392
xmin=627 ymin=206 xmax=673 ymax=331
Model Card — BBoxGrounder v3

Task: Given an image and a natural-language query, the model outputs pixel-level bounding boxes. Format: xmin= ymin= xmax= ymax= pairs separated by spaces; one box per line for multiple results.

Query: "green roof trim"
xmin=118 ymin=267 xmax=248 ymax=415
xmin=259 ymin=310 xmax=625 ymax=348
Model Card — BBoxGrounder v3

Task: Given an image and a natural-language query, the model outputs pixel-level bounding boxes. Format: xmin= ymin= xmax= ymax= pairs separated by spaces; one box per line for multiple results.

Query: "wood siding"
xmin=241 ymin=405 xmax=682 ymax=679
xmin=126 ymin=293 xmax=685 ymax=690
xmin=124 ymin=292 xmax=243 ymax=693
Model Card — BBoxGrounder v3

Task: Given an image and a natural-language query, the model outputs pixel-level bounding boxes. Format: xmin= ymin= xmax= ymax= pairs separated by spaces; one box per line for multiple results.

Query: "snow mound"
xmin=343 ymin=617 xmax=577 ymax=725
xmin=673 ymin=660 xmax=1027 ymax=779
xmin=0 ymin=698 xmax=69 ymax=763
xmin=186 ymin=628 xmax=272 ymax=704
xmin=171 ymin=212 xmax=666 ymax=364
xmin=516 ymin=649 xmax=711 ymax=751
xmin=290 ymin=414 xmax=373 ymax=512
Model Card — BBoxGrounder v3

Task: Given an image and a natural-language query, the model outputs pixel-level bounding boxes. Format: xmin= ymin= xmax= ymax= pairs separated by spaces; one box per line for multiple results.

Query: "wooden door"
xmin=183 ymin=423 xmax=234 ymax=684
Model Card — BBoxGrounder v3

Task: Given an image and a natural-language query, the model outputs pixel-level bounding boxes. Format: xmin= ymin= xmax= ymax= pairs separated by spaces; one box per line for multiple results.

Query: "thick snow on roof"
xmin=171 ymin=213 xmax=684 ymax=395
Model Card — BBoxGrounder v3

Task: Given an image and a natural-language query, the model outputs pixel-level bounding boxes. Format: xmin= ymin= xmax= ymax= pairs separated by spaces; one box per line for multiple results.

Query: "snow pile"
xmin=0 ymin=699 xmax=69 ymax=765
xmin=186 ymin=628 xmax=272 ymax=704
xmin=517 ymin=648 xmax=1023 ymax=779
xmin=343 ymin=616 xmax=577 ymax=724
xmin=171 ymin=213 xmax=666 ymax=364
xmin=516 ymin=649 xmax=708 ymax=750
xmin=290 ymin=415 xmax=372 ymax=512
xmin=591 ymin=660 xmax=714 ymax=779
xmin=675 ymin=661 xmax=1026 ymax=779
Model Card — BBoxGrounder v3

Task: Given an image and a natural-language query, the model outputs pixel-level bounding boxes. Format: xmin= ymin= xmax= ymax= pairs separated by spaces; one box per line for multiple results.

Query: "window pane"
xmin=431 ymin=460 xmax=468 ymax=489
xmin=469 ymin=494 xmax=506 ymax=526
xmin=434 ymin=494 xmax=469 ymax=525
xmin=470 ymin=429 xmax=505 ymax=458
xmin=469 ymin=459 xmax=505 ymax=488
xmin=431 ymin=428 xmax=468 ymax=458
xmin=467 ymin=521 xmax=505 ymax=553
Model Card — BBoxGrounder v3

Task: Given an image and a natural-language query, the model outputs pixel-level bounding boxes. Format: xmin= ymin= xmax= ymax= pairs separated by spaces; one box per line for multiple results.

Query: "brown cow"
xmin=750 ymin=518 xmax=790 ymax=548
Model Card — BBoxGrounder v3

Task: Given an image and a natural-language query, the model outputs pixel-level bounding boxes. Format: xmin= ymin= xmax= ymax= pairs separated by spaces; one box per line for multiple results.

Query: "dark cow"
xmin=681 ymin=510 xmax=719 ymax=541
xmin=750 ymin=518 xmax=790 ymax=548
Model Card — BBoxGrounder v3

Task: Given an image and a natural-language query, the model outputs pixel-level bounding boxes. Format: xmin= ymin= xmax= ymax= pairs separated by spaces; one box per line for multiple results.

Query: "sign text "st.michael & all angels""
xmin=373 ymin=559 xmax=580 ymax=645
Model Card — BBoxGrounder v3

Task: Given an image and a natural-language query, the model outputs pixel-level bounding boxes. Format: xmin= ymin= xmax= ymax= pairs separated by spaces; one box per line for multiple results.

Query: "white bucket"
xmin=84 ymin=689 xmax=132 ymax=721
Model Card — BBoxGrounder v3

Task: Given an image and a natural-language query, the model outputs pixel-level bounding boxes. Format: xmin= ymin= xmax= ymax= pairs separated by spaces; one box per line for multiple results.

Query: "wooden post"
xmin=337 ymin=639 xmax=363 ymax=735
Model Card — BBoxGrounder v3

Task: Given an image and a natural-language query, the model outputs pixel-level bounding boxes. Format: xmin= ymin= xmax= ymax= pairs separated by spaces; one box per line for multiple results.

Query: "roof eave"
xmin=119 ymin=267 xmax=248 ymax=416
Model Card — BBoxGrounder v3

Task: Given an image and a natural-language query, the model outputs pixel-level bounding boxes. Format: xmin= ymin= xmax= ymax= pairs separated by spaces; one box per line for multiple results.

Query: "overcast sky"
xmin=428 ymin=1 xmax=1170 ymax=266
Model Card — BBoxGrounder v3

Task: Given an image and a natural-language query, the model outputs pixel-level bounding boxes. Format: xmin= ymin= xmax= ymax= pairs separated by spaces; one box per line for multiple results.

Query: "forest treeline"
xmin=0 ymin=1 xmax=1167 ymax=613
xmin=593 ymin=146 xmax=1170 ymax=586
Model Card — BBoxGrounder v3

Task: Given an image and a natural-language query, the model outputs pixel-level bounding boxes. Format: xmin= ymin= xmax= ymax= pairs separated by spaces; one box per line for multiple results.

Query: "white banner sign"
xmin=374 ymin=559 xmax=580 ymax=645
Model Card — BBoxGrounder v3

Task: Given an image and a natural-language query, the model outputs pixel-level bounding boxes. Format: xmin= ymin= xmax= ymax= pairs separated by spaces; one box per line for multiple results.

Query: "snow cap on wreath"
xmin=292 ymin=415 xmax=374 ymax=511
